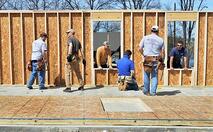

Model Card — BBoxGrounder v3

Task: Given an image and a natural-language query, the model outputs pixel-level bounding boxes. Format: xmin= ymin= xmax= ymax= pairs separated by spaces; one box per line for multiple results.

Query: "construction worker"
xmin=169 ymin=41 xmax=188 ymax=70
xmin=116 ymin=50 xmax=138 ymax=91
xmin=96 ymin=41 xmax=112 ymax=68
xmin=27 ymin=32 xmax=48 ymax=90
xmin=139 ymin=25 xmax=165 ymax=96
xmin=63 ymin=29 xmax=86 ymax=92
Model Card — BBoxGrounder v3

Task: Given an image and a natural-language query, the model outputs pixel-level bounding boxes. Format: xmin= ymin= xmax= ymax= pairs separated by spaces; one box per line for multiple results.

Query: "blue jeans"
xmin=143 ymin=64 xmax=158 ymax=96
xmin=27 ymin=62 xmax=45 ymax=88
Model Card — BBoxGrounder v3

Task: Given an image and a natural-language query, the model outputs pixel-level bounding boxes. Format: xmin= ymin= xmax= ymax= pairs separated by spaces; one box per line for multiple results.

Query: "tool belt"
xmin=143 ymin=56 xmax=165 ymax=72
xmin=67 ymin=54 xmax=80 ymax=63
xmin=37 ymin=59 xmax=45 ymax=71
xmin=27 ymin=60 xmax=32 ymax=71
xmin=118 ymin=76 xmax=138 ymax=91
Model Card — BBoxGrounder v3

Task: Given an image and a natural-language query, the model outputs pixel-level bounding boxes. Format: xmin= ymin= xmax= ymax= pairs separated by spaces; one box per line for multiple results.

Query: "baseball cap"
xmin=66 ymin=29 xmax=75 ymax=33
xmin=40 ymin=32 xmax=48 ymax=37
xmin=151 ymin=25 xmax=159 ymax=32
xmin=103 ymin=41 xmax=110 ymax=46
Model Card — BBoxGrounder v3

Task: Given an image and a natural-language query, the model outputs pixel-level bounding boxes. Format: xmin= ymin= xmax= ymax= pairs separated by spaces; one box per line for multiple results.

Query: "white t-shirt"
xmin=31 ymin=38 xmax=47 ymax=60
xmin=139 ymin=33 xmax=164 ymax=56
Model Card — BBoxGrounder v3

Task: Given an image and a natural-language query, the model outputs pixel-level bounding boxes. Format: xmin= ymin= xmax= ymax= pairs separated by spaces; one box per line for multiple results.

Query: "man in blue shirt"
xmin=116 ymin=50 xmax=138 ymax=91
xmin=169 ymin=41 xmax=188 ymax=69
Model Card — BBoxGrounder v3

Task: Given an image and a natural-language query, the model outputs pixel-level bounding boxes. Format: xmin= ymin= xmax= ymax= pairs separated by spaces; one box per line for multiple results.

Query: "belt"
xmin=31 ymin=60 xmax=38 ymax=63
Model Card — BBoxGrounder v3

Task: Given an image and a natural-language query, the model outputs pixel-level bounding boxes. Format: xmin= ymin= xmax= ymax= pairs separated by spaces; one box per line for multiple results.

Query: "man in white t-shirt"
xmin=27 ymin=32 xmax=48 ymax=90
xmin=139 ymin=26 xmax=165 ymax=96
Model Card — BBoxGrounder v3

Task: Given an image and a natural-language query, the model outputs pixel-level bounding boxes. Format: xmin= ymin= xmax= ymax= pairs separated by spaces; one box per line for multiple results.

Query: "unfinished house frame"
xmin=0 ymin=10 xmax=212 ymax=87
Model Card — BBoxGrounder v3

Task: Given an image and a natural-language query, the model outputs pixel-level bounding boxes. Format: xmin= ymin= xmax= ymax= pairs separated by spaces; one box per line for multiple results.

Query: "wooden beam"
xmin=193 ymin=12 xmax=199 ymax=86
xmin=91 ymin=12 xmax=122 ymax=21
xmin=20 ymin=12 xmax=25 ymax=84
xmin=81 ymin=11 xmax=85 ymax=83
xmin=44 ymin=12 xmax=49 ymax=85
xmin=164 ymin=13 xmax=169 ymax=86
xmin=91 ymin=19 xmax=95 ymax=85
xmin=156 ymin=12 xmax=158 ymax=25
xmin=179 ymin=70 xmax=182 ymax=86
xmin=57 ymin=12 xmax=61 ymax=84
xmin=120 ymin=12 xmax=124 ymax=58
xmin=8 ymin=13 xmax=13 ymax=84
xmin=130 ymin=12 xmax=133 ymax=60
xmin=203 ymin=12 xmax=208 ymax=86
xmin=167 ymin=12 xmax=197 ymax=21
xmin=69 ymin=12 xmax=71 ymax=29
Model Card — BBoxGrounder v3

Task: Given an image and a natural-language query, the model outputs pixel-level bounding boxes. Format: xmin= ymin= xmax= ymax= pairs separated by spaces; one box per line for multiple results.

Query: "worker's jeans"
xmin=65 ymin=59 xmax=84 ymax=88
xmin=143 ymin=64 xmax=158 ymax=96
xmin=27 ymin=62 xmax=45 ymax=88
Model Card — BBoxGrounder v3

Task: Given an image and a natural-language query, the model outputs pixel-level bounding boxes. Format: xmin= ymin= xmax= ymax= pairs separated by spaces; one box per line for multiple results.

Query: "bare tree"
xmin=26 ymin=0 xmax=52 ymax=10
xmin=85 ymin=0 xmax=114 ymax=10
xmin=0 ymin=0 xmax=7 ymax=9
xmin=115 ymin=0 xmax=161 ymax=9
xmin=177 ymin=0 xmax=207 ymax=46
xmin=4 ymin=0 xmax=27 ymax=10
xmin=63 ymin=0 xmax=81 ymax=10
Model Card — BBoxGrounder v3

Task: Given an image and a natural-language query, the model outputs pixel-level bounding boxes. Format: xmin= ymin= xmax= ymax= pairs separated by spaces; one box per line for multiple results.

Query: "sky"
xmin=160 ymin=0 xmax=213 ymax=11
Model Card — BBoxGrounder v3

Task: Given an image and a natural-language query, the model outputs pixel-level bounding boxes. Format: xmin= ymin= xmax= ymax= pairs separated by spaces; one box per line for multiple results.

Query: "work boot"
xmin=63 ymin=87 xmax=71 ymax=92
xmin=27 ymin=86 xmax=33 ymax=90
xmin=78 ymin=86 xmax=84 ymax=91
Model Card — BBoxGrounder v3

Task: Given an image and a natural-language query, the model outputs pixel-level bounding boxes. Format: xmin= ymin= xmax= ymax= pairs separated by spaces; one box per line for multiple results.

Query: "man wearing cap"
xmin=96 ymin=41 xmax=112 ymax=68
xmin=63 ymin=29 xmax=86 ymax=92
xmin=116 ymin=50 xmax=138 ymax=91
xmin=27 ymin=32 xmax=48 ymax=90
xmin=139 ymin=25 xmax=165 ymax=96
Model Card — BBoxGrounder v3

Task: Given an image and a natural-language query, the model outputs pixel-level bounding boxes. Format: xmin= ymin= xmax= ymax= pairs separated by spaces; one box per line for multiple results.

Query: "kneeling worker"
xmin=116 ymin=50 xmax=138 ymax=91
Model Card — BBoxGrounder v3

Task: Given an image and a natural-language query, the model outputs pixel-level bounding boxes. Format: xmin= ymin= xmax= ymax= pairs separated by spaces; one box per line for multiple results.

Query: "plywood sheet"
xmin=182 ymin=70 xmax=192 ymax=86
xmin=124 ymin=13 xmax=131 ymax=51
xmin=95 ymin=70 xmax=106 ymax=85
xmin=133 ymin=13 xmax=143 ymax=85
xmin=47 ymin=13 xmax=58 ymax=85
xmin=0 ymin=13 xmax=10 ymax=84
xmin=71 ymin=13 xmax=82 ymax=85
xmin=197 ymin=13 xmax=205 ymax=85
xmin=84 ymin=13 xmax=92 ymax=85
xmin=23 ymin=13 xmax=33 ymax=84
xmin=34 ymin=13 xmax=45 ymax=39
xmin=206 ymin=13 xmax=213 ymax=85
xmin=158 ymin=13 xmax=165 ymax=85
xmin=92 ymin=12 xmax=122 ymax=20
xmin=59 ymin=13 xmax=69 ymax=86
xmin=168 ymin=70 xmax=180 ymax=86
xmin=11 ymin=13 xmax=22 ymax=84
xmin=145 ymin=13 xmax=156 ymax=35
xmin=108 ymin=70 xmax=117 ymax=85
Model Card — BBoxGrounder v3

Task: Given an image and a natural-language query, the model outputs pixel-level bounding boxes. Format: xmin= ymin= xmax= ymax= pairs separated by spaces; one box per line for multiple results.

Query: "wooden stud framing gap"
xmin=57 ymin=12 xmax=61 ymax=84
xmin=121 ymin=12 xmax=124 ymax=58
xmin=130 ymin=12 xmax=133 ymax=60
xmin=81 ymin=11 xmax=85 ymax=82
xmin=203 ymin=12 xmax=208 ymax=86
xmin=193 ymin=12 xmax=199 ymax=86
xmin=20 ymin=12 xmax=25 ymax=84
xmin=164 ymin=13 xmax=169 ymax=86
xmin=8 ymin=13 xmax=13 ymax=84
